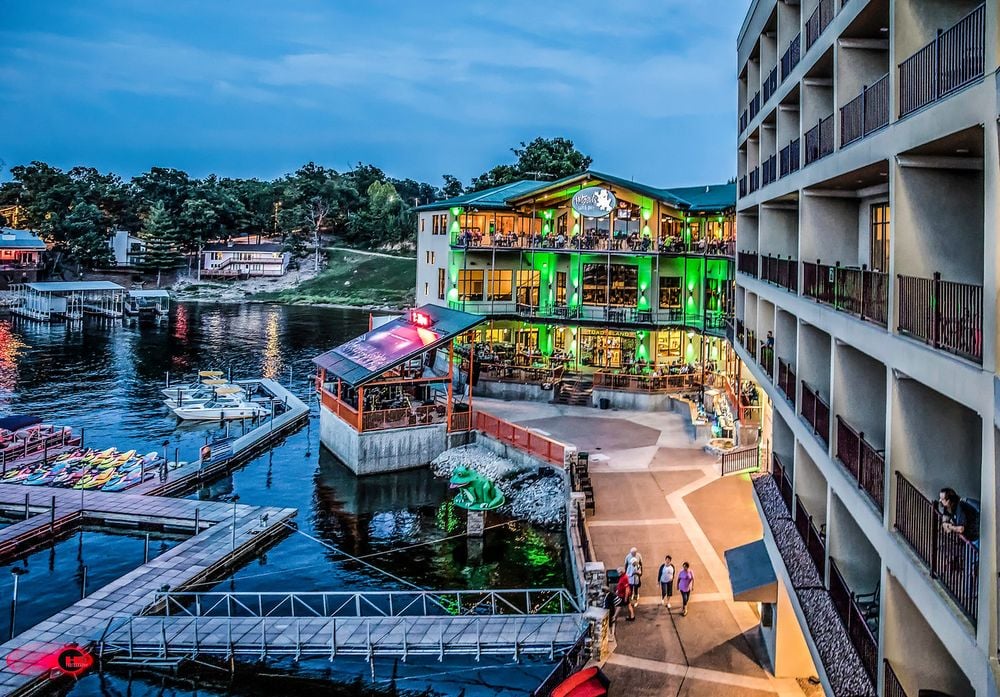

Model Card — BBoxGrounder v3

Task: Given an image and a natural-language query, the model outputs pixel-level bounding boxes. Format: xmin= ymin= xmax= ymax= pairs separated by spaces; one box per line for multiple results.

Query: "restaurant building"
xmin=415 ymin=171 xmax=737 ymax=408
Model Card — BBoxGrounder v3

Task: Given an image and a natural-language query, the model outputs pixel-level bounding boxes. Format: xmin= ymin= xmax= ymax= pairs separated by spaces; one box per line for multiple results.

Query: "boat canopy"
xmin=215 ymin=386 xmax=243 ymax=395
xmin=199 ymin=370 xmax=224 ymax=377
xmin=312 ymin=304 xmax=485 ymax=388
xmin=0 ymin=415 xmax=43 ymax=431
xmin=202 ymin=379 xmax=228 ymax=386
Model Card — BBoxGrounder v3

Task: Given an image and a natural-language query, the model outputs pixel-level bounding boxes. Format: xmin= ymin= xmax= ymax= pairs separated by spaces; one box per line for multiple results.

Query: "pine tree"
xmin=141 ymin=201 xmax=180 ymax=287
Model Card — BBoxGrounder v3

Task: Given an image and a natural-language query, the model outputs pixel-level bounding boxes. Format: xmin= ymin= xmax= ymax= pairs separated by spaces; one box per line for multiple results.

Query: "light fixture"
xmin=956 ymin=148 xmax=970 ymax=154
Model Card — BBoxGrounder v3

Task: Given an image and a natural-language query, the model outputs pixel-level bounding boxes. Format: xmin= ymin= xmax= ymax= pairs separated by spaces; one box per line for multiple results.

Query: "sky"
xmin=0 ymin=1 xmax=745 ymax=189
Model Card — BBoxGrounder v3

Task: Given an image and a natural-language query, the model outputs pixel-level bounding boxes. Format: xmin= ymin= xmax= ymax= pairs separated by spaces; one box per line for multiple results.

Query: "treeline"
xmin=0 ymin=137 xmax=590 ymax=274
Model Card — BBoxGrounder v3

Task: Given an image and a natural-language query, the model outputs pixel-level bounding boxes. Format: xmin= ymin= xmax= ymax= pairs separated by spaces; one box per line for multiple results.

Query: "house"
xmin=200 ymin=241 xmax=289 ymax=278
xmin=0 ymin=228 xmax=45 ymax=270
xmin=110 ymin=230 xmax=146 ymax=267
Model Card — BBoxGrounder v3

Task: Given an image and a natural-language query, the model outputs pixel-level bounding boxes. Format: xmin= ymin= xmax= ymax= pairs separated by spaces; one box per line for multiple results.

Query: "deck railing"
xmin=749 ymin=90 xmax=761 ymax=120
xmin=737 ymin=251 xmax=759 ymax=277
xmin=779 ymin=138 xmax=800 ymax=178
xmin=479 ymin=364 xmax=565 ymax=385
xmin=362 ymin=404 xmax=446 ymax=432
xmin=777 ymin=358 xmax=796 ymax=406
xmin=761 ymin=154 xmax=777 ymax=186
xmin=760 ymin=254 xmax=798 ymax=292
xmin=802 ymin=262 xmax=889 ymax=327
xmin=884 ymin=660 xmax=909 ymax=697
xmin=762 ymin=67 xmax=778 ymax=104
xmin=899 ymin=4 xmax=985 ymax=117
xmin=800 ymin=381 xmax=830 ymax=447
xmin=794 ymin=495 xmax=826 ymax=574
xmin=759 ymin=344 xmax=774 ymax=379
xmin=805 ymin=0 xmax=835 ymax=51
xmin=593 ymin=372 xmax=697 ymax=393
xmin=894 ymin=472 xmax=979 ymax=623
xmin=739 ymin=175 xmax=747 ymax=198
xmin=841 ymin=73 xmax=890 ymax=145
xmin=771 ymin=452 xmax=793 ymax=512
xmin=739 ymin=108 xmax=748 ymax=133
xmin=829 ymin=559 xmax=878 ymax=684
xmin=721 ymin=445 xmax=760 ymax=476
xmin=835 ymin=416 xmax=885 ymax=511
xmin=804 ymin=114 xmax=835 ymax=165
xmin=475 ymin=411 xmax=565 ymax=466
xmin=749 ymin=166 xmax=760 ymax=193
xmin=897 ymin=272 xmax=983 ymax=363
xmin=781 ymin=33 xmax=801 ymax=80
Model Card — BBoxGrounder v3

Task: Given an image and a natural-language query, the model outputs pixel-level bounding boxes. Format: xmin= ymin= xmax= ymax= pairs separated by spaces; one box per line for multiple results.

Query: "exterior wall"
xmin=473 ymin=380 xmax=553 ymax=402
xmin=319 ymin=407 xmax=448 ymax=475
xmin=201 ymin=249 xmax=289 ymax=277
xmin=416 ymin=210 xmax=451 ymax=308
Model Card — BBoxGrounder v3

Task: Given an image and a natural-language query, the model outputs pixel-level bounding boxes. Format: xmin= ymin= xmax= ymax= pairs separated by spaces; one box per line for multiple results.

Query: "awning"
xmin=312 ymin=304 xmax=486 ymax=388
xmin=724 ymin=540 xmax=778 ymax=603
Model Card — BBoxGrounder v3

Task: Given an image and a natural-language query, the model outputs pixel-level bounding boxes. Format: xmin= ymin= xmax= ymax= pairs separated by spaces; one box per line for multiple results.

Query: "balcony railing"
xmin=804 ymin=114 xmax=835 ymax=165
xmin=759 ymin=343 xmax=774 ymax=379
xmin=749 ymin=90 xmax=761 ymax=120
xmin=894 ymin=472 xmax=979 ymax=623
xmin=779 ymin=138 xmax=800 ymax=178
xmin=896 ymin=272 xmax=983 ymax=363
xmin=771 ymin=452 xmax=793 ymax=511
xmin=761 ymin=154 xmax=777 ymax=186
xmin=794 ymin=494 xmax=826 ymax=574
xmin=762 ymin=67 xmax=778 ymax=104
xmin=739 ymin=175 xmax=748 ymax=198
xmin=739 ymin=109 xmax=748 ymax=133
xmin=884 ymin=660 xmax=909 ymax=697
xmin=593 ymin=372 xmax=698 ymax=393
xmin=760 ymin=254 xmax=798 ymax=292
xmin=802 ymin=262 xmax=889 ymax=328
xmin=737 ymin=250 xmax=759 ymax=278
xmin=829 ymin=559 xmax=878 ymax=684
xmin=835 ymin=415 xmax=885 ymax=511
xmin=781 ymin=33 xmax=801 ymax=80
xmin=899 ymin=4 xmax=985 ymax=117
xmin=777 ymin=358 xmax=796 ymax=406
xmin=805 ymin=0 xmax=835 ymax=51
xmin=749 ymin=166 xmax=760 ymax=194
xmin=800 ymin=380 xmax=830 ymax=447
xmin=840 ymin=73 xmax=890 ymax=146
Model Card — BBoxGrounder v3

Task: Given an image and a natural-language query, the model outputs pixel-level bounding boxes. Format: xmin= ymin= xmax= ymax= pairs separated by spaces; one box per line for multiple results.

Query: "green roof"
xmin=418 ymin=170 xmax=734 ymax=214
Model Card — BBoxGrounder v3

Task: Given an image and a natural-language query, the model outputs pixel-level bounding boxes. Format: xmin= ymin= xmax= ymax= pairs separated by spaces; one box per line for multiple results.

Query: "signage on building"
xmin=571 ymin=186 xmax=617 ymax=218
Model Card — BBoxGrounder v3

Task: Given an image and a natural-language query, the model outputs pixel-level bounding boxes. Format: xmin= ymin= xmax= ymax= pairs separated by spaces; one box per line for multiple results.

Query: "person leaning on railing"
xmin=937 ymin=487 xmax=980 ymax=547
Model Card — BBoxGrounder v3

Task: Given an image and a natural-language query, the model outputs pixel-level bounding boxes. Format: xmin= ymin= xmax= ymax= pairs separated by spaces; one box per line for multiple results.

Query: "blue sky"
xmin=0 ymin=1 xmax=743 ymax=188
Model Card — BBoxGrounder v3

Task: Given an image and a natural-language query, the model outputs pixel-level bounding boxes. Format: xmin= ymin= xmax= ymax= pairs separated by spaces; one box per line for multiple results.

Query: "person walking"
xmin=658 ymin=555 xmax=676 ymax=610
xmin=624 ymin=547 xmax=643 ymax=604
xmin=677 ymin=562 xmax=694 ymax=616
xmin=615 ymin=567 xmax=634 ymax=622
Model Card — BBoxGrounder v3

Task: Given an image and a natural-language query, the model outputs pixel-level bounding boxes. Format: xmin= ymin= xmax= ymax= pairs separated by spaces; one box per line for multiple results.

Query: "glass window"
xmin=659 ymin=276 xmax=682 ymax=308
xmin=488 ymin=269 xmax=513 ymax=301
xmin=870 ymin=203 xmax=890 ymax=272
xmin=457 ymin=269 xmax=484 ymax=301
xmin=437 ymin=268 xmax=445 ymax=300
xmin=613 ymin=201 xmax=641 ymax=237
xmin=582 ymin=264 xmax=607 ymax=305
xmin=555 ymin=271 xmax=567 ymax=305
xmin=516 ymin=270 xmax=540 ymax=306
xmin=660 ymin=216 xmax=683 ymax=244
xmin=608 ymin=264 xmax=638 ymax=306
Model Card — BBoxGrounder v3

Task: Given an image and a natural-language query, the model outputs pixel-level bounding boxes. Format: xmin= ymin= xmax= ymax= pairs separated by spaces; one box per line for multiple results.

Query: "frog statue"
xmin=449 ymin=466 xmax=505 ymax=511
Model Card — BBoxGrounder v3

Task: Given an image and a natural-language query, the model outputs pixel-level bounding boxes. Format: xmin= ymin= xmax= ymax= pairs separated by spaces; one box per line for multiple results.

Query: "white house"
xmin=110 ymin=230 xmax=146 ymax=267
xmin=200 ymin=241 xmax=289 ymax=278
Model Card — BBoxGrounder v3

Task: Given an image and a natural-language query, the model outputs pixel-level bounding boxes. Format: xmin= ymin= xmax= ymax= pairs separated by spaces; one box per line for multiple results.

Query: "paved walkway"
xmin=475 ymin=398 xmax=806 ymax=697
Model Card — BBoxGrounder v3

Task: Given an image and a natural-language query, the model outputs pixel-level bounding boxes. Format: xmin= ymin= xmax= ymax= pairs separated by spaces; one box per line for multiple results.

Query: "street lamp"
xmin=9 ymin=566 xmax=28 ymax=640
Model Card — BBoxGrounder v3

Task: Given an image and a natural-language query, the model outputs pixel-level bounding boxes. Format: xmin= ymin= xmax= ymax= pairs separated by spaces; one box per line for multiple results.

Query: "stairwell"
xmin=553 ymin=378 xmax=594 ymax=407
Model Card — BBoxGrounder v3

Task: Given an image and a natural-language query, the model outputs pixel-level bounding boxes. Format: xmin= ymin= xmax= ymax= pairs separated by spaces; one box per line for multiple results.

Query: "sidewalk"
xmin=475 ymin=398 xmax=806 ymax=697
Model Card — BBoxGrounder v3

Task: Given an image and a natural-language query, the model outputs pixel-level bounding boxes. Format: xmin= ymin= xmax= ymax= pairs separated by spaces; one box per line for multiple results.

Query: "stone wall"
xmin=319 ymin=409 xmax=449 ymax=475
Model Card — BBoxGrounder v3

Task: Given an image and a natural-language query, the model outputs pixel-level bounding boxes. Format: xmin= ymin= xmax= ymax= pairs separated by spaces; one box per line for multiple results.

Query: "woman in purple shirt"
xmin=677 ymin=562 xmax=694 ymax=616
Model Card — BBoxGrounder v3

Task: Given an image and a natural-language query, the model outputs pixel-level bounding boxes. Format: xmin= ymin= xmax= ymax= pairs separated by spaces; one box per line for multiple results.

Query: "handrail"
xmin=475 ymin=411 xmax=566 ymax=466
xmin=593 ymin=372 xmax=697 ymax=393
xmin=834 ymin=415 xmax=885 ymax=511
xmin=897 ymin=272 xmax=982 ymax=363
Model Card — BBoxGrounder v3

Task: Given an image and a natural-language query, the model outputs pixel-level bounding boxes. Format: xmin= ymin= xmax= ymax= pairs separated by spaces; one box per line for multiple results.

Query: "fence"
xmin=802 ymin=262 xmax=888 ymax=327
xmin=834 ymin=416 xmax=885 ymax=511
xmin=894 ymin=472 xmax=979 ymax=622
xmin=760 ymin=254 xmax=798 ymax=292
xmin=805 ymin=0 xmax=834 ymax=51
xmin=829 ymin=559 xmax=878 ymax=684
xmin=794 ymin=495 xmax=826 ymax=574
xmin=777 ymin=358 xmax=796 ymax=406
xmin=593 ymin=372 xmax=698 ymax=393
xmin=800 ymin=381 xmax=830 ymax=447
xmin=771 ymin=452 xmax=793 ymax=512
xmin=475 ymin=411 xmax=565 ymax=466
xmin=899 ymin=4 xmax=985 ymax=117
xmin=721 ymin=445 xmax=760 ymax=476
xmin=841 ymin=73 xmax=890 ymax=146
xmin=779 ymin=138 xmax=800 ymax=177
xmin=804 ymin=114 xmax=835 ymax=165
xmin=884 ymin=660 xmax=909 ymax=697
xmin=897 ymin=272 xmax=983 ymax=363
xmin=737 ymin=251 xmax=759 ymax=277
xmin=781 ymin=33 xmax=801 ymax=80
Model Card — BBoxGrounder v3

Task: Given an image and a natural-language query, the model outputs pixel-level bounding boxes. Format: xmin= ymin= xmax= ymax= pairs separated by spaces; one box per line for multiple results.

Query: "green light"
xmin=642 ymin=208 xmax=652 ymax=221
xmin=450 ymin=207 xmax=462 ymax=216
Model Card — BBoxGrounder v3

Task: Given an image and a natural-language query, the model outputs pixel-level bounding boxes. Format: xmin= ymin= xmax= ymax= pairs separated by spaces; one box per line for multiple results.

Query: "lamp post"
xmin=9 ymin=566 xmax=27 ymax=640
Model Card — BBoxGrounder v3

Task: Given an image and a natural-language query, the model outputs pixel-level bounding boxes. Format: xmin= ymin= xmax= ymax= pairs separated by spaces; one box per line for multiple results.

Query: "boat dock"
xmin=0 ymin=488 xmax=297 ymax=695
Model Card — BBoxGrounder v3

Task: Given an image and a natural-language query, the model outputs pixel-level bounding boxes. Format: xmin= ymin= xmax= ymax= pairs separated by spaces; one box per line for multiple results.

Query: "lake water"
xmin=0 ymin=303 xmax=568 ymax=696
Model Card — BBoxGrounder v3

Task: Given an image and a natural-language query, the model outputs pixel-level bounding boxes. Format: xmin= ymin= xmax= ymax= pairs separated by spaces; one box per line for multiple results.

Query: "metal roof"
xmin=664 ymin=183 xmax=738 ymax=213
xmin=25 ymin=281 xmax=125 ymax=293
xmin=414 ymin=180 xmax=553 ymax=212
xmin=0 ymin=228 xmax=46 ymax=249
xmin=128 ymin=289 xmax=170 ymax=297
xmin=724 ymin=540 xmax=777 ymax=603
xmin=313 ymin=304 xmax=485 ymax=388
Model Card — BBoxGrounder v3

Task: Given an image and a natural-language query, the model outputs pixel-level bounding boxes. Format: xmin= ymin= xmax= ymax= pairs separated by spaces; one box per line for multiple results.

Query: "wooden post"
xmin=356 ymin=387 xmax=364 ymax=432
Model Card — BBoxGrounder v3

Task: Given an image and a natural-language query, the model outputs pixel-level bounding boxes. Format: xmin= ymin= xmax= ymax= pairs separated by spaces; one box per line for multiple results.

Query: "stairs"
xmin=554 ymin=378 xmax=594 ymax=407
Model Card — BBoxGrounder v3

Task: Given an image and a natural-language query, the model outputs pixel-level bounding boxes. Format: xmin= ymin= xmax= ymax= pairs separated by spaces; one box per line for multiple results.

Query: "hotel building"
xmin=736 ymin=0 xmax=997 ymax=695
xmin=415 ymin=171 xmax=737 ymax=407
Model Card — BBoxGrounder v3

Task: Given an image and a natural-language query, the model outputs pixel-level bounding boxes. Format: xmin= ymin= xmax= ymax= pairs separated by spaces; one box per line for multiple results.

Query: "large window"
xmin=613 ymin=201 xmax=641 ymax=237
xmin=660 ymin=216 xmax=683 ymax=243
xmin=870 ymin=203 xmax=890 ymax=272
xmin=437 ymin=268 xmax=446 ymax=300
xmin=516 ymin=270 xmax=540 ymax=306
xmin=555 ymin=271 xmax=567 ymax=305
xmin=457 ymin=269 xmax=484 ymax=301
xmin=582 ymin=264 xmax=608 ymax=305
xmin=659 ymin=276 xmax=682 ymax=309
xmin=583 ymin=264 xmax=637 ymax=305
xmin=488 ymin=269 xmax=513 ymax=301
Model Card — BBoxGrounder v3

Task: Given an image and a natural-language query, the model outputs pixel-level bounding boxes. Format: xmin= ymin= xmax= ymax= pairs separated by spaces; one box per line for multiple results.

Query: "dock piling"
xmin=23 ymin=494 xmax=29 ymax=521
xmin=143 ymin=533 xmax=149 ymax=564
xmin=80 ymin=565 xmax=88 ymax=599
xmin=49 ymin=496 xmax=55 ymax=533
xmin=194 ymin=508 xmax=200 ymax=535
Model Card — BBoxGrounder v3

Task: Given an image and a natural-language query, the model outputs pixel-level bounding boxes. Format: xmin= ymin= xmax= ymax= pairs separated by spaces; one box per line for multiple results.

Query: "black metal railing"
xmin=759 ymin=343 xmax=774 ymax=378
xmin=894 ymin=472 xmax=979 ymax=623
xmin=762 ymin=154 xmax=777 ymax=186
xmin=794 ymin=495 xmax=826 ymax=574
xmin=899 ymin=4 xmax=985 ymax=117
xmin=884 ymin=660 xmax=909 ymax=697
xmin=760 ymin=254 xmax=798 ymax=292
xmin=772 ymin=452 xmax=793 ymax=512
xmin=779 ymin=138 xmax=800 ymax=178
xmin=800 ymin=380 xmax=830 ymax=447
xmin=804 ymin=114 xmax=835 ymax=165
xmin=896 ymin=272 xmax=983 ymax=363
xmin=762 ymin=67 xmax=778 ymax=104
xmin=749 ymin=166 xmax=760 ymax=193
xmin=781 ymin=33 xmax=801 ymax=80
xmin=841 ymin=72 xmax=890 ymax=146
xmin=835 ymin=415 xmax=885 ymax=510
xmin=802 ymin=261 xmax=889 ymax=328
xmin=777 ymin=358 xmax=796 ymax=406
xmin=739 ymin=175 xmax=747 ymax=198
xmin=739 ymin=108 xmax=748 ymax=133
xmin=531 ymin=630 xmax=590 ymax=697
xmin=737 ymin=251 xmax=759 ymax=278
xmin=721 ymin=445 xmax=760 ymax=476
xmin=829 ymin=559 xmax=878 ymax=684
xmin=805 ymin=0 xmax=835 ymax=51
xmin=749 ymin=90 xmax=761 ymax=120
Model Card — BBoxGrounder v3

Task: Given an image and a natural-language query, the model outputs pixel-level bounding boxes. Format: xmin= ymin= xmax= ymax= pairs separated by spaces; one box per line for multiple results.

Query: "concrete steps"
xmin=554 ymin=380 xmax=594 ymax=407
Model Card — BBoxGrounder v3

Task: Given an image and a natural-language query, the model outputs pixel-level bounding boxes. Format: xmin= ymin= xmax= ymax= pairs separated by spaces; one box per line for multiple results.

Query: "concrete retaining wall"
xmin=474 ymin=380 xmax=554 ymax=403
xmin=592 ymin=388 xmax=677 ymax=412
xmin=473 ymin=431 xmax=576 ymax=471
xmin=319 ymin=409 xmax=449 ymax=475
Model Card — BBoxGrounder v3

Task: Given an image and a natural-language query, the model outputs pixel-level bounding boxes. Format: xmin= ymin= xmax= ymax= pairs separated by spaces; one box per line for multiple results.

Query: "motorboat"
xmin=164 ymin=385 xmax=244 ymax=409
xmin=160 ymin=370 xmax=235 ymax=398
xmin=172 ymin=400 xmax=270 ymax=421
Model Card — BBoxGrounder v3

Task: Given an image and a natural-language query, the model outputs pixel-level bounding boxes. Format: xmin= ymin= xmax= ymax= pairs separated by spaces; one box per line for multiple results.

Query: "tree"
xmin=440 ymin=174 xmax=465 ymax=199
xmin=62 ymin=201 xmax=112 ymax=270
xmin=347 ymin=181 xmax=410 ymax=249
xmin=140 ymin=201 xmax=180 ymax=287
xmin=177 ymin=199 xmax=218 ymax=279
xmin=469 ymin=137 xmax=592 ymax=191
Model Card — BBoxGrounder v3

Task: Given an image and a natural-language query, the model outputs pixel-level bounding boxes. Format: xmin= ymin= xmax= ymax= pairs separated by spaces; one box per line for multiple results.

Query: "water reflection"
xmin=0 ymin=321 xmax=25 ymax=408
xmin=261 ymin=308 xmax=281 ymax=380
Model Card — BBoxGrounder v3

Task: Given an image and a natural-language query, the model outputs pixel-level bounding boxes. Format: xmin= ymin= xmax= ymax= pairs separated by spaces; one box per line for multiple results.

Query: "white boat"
xmin=172 ymin=400 xmax=270 ymax=421
xmin=164 ymin=385 xmax=244 ymax=409
xmin=161 ymin=378 xmax=241 ymax=399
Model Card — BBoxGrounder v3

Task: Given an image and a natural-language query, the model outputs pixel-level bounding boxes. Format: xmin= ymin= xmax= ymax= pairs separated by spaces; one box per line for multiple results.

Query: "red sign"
xmin=409 ymin=310 xmax=432 ymax=328
xmin=5 ymin=642 xmax=93 ymax=678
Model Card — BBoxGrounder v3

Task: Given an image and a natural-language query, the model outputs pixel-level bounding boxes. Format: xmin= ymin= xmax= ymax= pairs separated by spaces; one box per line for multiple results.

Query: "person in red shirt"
xmin=615 ymin=568 xmax=634 ymax=622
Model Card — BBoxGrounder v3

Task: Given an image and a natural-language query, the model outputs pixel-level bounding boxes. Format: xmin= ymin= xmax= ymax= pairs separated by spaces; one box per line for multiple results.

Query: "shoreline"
xmin=172 ymin=293 xmax=406 ymax=313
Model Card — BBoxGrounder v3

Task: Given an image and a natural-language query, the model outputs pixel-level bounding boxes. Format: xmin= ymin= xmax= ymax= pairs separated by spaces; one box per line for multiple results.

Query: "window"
xmin=487 ymin=269 xmax=513 ymax=301
xmin=660 ymin=216 xmax=683 ymax=242
xmin=457 ymin=269 xmax=484 ymax=301
xmin=608 ymin=265 xmax=638 ymax=306
xmin=582 ymin=264 xmax=607 ymax=305
xmin=420 ymin=218 xmax=426 ymax=233
xmin=516 ymin=270 xmax=540 ymax=306
xmin=659 ymin=276 xmax=682 ymax=309
xmin=424 ymin=282 xmax=429 ymax=296
xmin=437 ymin=268 xmax=446 ymax=300
xmin=870 ymin=203 xmax=890 ymax=272
xmin=612 ymin=201 xmax=641 ymax=237
xmin=425 ymin=251 xmax=435 ymax=264
xmin=555 ymin=272 xmax=567 ymax=305
xmin=432 ymin=214 xmax=448 ymax=235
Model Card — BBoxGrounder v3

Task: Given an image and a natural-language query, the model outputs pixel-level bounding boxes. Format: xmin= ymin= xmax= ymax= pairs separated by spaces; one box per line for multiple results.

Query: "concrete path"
xmin=475 ymin=398 xmax=806 ymax=697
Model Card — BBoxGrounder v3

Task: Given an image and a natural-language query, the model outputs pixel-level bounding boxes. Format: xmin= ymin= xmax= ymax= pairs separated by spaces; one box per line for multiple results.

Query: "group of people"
xmin=606 ymin=548 xmax=694 ymax=637
xmin=455 ymin=229 xmax=733 ymax=256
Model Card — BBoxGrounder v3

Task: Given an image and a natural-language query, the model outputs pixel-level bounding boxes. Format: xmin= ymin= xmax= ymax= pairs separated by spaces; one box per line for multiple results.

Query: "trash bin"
xmin=599 ymin=397 xmax=611 ymax=410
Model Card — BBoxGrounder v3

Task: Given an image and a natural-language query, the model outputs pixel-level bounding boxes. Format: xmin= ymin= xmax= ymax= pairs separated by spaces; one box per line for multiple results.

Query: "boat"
xmin=164 ymin=385 xmax=244 ymax=409
xmin=97 ymin=449 xmax=136 ymax=470
xmin=172 ymin=400 xmax=270 ymax=421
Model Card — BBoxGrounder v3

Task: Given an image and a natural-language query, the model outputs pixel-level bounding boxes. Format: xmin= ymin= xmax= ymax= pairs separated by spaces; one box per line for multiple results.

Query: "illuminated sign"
xmin=571 ymin=186 xmax=616 ymax=218
xmin=409 ymin=309 xmax=433 ymax=328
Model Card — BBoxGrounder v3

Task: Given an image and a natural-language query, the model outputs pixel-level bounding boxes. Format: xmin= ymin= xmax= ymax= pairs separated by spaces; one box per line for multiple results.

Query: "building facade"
xmin=0 ymin=228 xmax=45 ymax=288
xmin=200 ymin=242 xmax=289 ymax=278
xmin=415 ymin=171 xmax=736 ymax=405
xmin=736 ymin=0 xmax=998 ymax=695
xmin=110 ymin=230 xmax=146 ymax=267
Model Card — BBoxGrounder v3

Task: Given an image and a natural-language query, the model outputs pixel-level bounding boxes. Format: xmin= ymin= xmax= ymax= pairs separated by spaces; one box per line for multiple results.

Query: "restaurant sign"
xmin=571 ymin=186 xmax=617 ymax=218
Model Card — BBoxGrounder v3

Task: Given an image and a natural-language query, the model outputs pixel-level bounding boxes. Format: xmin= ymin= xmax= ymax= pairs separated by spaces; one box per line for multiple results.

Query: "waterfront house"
xmin=110 ymin=230 xmax=146 ymax=267
xmin=0 ymin=228 xmax=46 ymax=288
xmin=200 ymin=241 xmax=289 ymax=278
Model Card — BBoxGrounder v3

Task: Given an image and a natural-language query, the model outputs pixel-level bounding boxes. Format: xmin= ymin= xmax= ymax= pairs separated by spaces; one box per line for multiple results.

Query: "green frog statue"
xmin=449 ymin=466 xmax=505 ymax=511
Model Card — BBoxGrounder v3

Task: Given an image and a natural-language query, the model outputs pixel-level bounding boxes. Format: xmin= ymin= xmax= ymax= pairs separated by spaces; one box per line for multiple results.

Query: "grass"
xmin=257 ymin=249 xmax=416 ymax=308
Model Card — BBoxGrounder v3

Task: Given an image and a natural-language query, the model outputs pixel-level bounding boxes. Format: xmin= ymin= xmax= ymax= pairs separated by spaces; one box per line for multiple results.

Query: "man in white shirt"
xmin=658 ymin=555 xmax=676 ymax=609
xmin=624 ymin=547 xmax=643 ymax=604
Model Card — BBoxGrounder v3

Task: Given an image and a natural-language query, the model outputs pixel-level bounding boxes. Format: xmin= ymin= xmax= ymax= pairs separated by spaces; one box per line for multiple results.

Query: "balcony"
xmin=898 ymin=4 xmax=985 ymax=118
xmin=777 ymin=358 xmax=796 ymax=406
xmin=896 ymin=273 xmax=983 ymax=364
xmin=748 ymin=166 xmax=760 ymax=194
xmin=804 ymin=114 xmax=835 ymax=165
xmin=780 ymin=33 xmax=801 ymax=80
xmin=759 ymin=343 xmax=774 ymax=379
xmin=737 ymin=250 xmax=759 ymax=277
xmin=749 ymin=90 xmax=762 ymax=121
xmin=762 ymin=66 xmax=778 ymax=104
xmin=834 ymin=415 xmax=885 ymax=510
xmin=739 ymin=108 xmax=748 ymax=133
xmin=800 ymin=380 xmax=830 ymax=448
xmin=794 ymin=494 xmax=827 ymax=581
xmin=771 ymin=452 xmax=793 ymax=511
xmin=893 ymin=472 xmax=979 ymax=623
xmin=760 ymin=254 xmax=798 ymax=293
xmin=840 ymin=73 xmax=889 ymax=146
xmin=802 ymin=262 xmax=889 ymax=328
xmin=805 ymin=0 xmax=835 ymax=52
xmin=739 ymin=175 xmax=748 ymax=198
xmin=829 ymin=559 xmax=879 ymax=685
xmin=761 ymin=154 xmax=777 ymax=187
xmin=778 ymin=138 xmax=801 ymax=178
